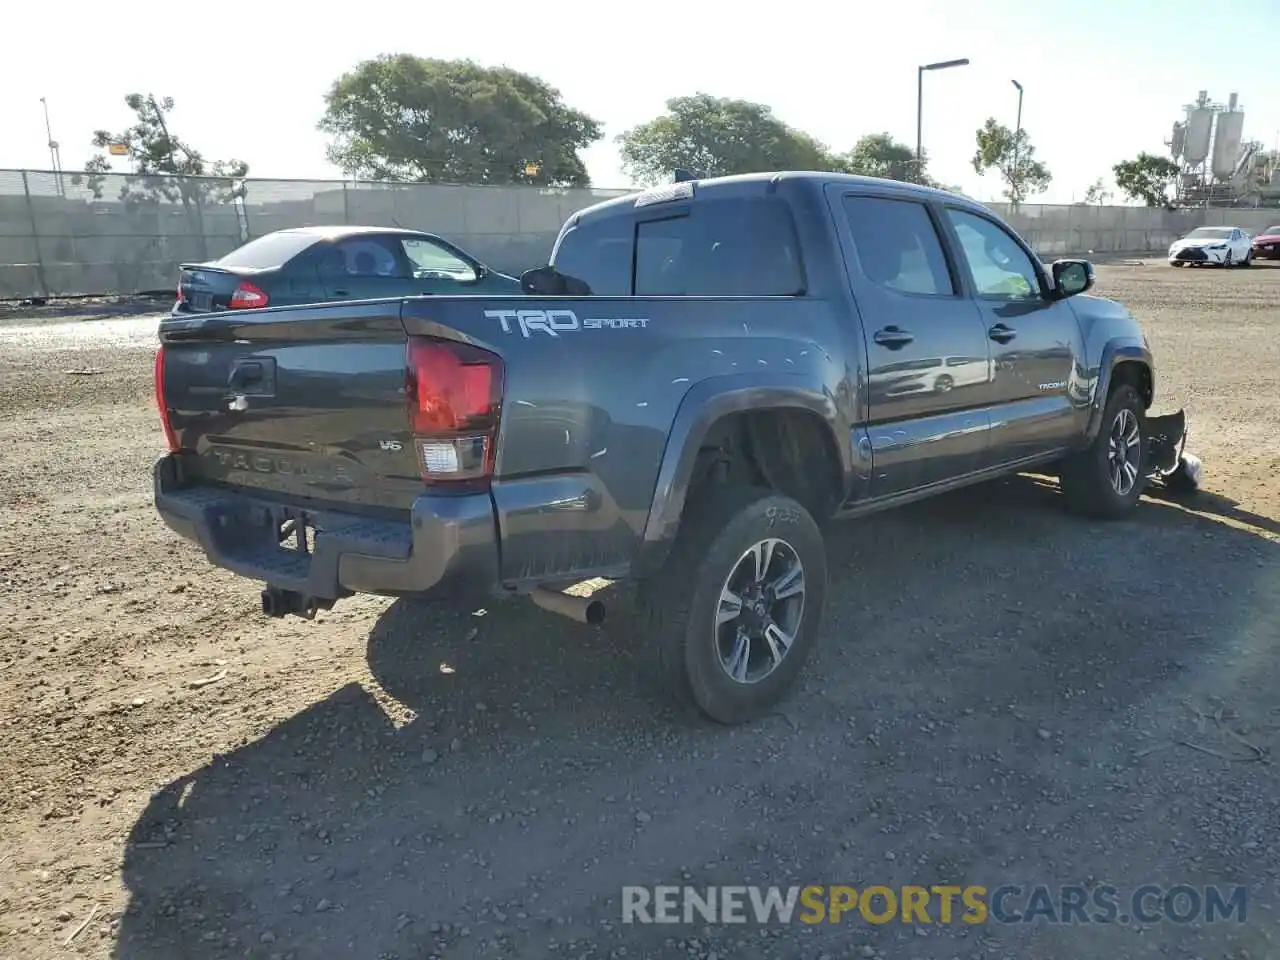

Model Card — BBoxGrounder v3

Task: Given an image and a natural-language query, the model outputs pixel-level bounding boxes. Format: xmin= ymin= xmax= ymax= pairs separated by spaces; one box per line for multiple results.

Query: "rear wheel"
xmin=1242 ymin=250 xmax=1253 ymax=268
xmin=1059 ymin=384 xmax=1148 ymax=519
xmin=636 ymin=486 xmax=828 ymax=725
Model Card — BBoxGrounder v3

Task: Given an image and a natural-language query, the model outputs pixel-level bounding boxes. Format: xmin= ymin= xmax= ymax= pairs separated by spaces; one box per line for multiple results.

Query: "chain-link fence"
xmin=3 ymin=168 xmax=1279 ymax=300
xmin=0 ymin=169 xmax=632 ymax=299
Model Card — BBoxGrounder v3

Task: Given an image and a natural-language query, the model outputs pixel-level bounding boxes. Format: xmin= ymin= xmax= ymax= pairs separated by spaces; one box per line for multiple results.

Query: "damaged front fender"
xmin=1145 ymin=408 xmax=1202 ymax=493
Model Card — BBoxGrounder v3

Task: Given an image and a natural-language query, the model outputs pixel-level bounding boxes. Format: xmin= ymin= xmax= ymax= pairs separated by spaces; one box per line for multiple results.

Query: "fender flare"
xmin=637 ymin=372 xmax=852 ymax=568
xmin=1082 ymin=338 xmax=1154 ymax=445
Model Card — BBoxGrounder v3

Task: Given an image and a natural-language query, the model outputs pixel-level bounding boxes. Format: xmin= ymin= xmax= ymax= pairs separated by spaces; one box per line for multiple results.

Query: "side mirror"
xmin=1051 ymin=258 xmax=1094 ymax=299
xmin=519 ymin=265 xmax=592 ymax=295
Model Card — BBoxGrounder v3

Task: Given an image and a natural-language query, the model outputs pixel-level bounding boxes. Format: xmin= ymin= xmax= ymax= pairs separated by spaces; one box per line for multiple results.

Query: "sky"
xmin=3 ymin=0 xmax=1279 ymax=204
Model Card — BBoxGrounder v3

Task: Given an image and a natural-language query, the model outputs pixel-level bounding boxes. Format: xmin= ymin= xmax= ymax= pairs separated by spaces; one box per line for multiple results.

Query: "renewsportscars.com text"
xmin=621 ymin=884 xmax=1248 ymax=926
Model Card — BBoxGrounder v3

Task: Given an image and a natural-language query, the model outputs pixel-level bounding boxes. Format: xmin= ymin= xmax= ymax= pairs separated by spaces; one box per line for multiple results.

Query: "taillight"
xmin=229 ymin=280 xmax=269 ymax=310
xmin=175 ymin=278 xmax=185 ymax=305
xmin=154 ymin=346 xmax=179 ymax=453
xmin=405 ymin=337 xmax=503 ymax=485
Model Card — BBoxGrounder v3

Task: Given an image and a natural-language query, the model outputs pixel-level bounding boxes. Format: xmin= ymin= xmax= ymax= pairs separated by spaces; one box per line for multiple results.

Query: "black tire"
xmin=1241 ymin=251 xmax=1253 ymax=268
xmin=636 ymin=486 xmax=828 ymax=725
xmin=1059 ymin=383 xmax=1148 ymax=519
xmin=1171 ymin=261 xmax=1186 ymax=267
xmin=1223 ymin=251 xmax=1234 ymax=268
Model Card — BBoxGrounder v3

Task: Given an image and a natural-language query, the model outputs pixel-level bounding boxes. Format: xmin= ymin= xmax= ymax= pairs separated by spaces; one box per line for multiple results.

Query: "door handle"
xmin=988 ymin=323 xmax=1017 ymax=344
xmin=873 ymin=326 xmax=915 ymax=349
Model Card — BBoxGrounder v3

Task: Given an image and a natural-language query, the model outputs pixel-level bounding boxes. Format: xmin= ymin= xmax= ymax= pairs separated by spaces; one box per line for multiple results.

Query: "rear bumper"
xmin=1253 ymin=244 xmax=1280 ymax=259
xmin=153 ymin=454 xmax=499 ymax=601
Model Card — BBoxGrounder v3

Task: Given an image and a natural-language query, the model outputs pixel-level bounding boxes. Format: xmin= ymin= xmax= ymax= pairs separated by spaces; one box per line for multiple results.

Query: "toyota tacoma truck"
xmin=152 ymin=171 xmax=1199 ymax=726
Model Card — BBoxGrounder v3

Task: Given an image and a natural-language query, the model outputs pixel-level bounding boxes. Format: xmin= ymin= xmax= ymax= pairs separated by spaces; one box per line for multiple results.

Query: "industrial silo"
xmin=1211 ymin=98 xmax=1245 ymax=180
xmin=1185 ymin=105 xmax=1214 ymax=165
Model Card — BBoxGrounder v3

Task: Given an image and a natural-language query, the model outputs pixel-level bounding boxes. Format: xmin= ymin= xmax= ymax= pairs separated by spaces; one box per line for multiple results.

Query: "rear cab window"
xmin=550 ymin=195 xmax=807 ymax=296
xmin=214 ymin=231 xmax=317 ymax=269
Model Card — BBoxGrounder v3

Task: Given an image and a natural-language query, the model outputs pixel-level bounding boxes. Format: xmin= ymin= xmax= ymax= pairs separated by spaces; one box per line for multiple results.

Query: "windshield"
xmin=1263 ymin=226 xmax=1280 ymax=235
xmin=1185 ymin=228 xmax=1232 ymax=240
xmin=214 ymin=231 xmax=316 ymax=269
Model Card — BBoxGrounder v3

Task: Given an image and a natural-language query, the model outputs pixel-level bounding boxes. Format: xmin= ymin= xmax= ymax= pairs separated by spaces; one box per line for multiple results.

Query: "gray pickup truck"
xmin=152 ymin=171 xmax=1198 ymax=725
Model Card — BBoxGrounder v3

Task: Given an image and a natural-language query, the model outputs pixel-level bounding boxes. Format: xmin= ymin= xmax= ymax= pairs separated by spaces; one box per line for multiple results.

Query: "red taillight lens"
xmin=175 ymin=279 xmax=185 ymax=304
xmin=405 ymin=337 xmax=503 ymax=485
xmin=154 ymin=346 xmax=179 ymax=453
xmin=229 ymin=281 xmax=269 ymax=310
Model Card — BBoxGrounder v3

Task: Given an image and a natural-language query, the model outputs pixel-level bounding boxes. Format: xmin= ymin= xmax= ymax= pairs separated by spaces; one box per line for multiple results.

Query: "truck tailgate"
xmin=158 ymin=299 xmax=423 ymax=512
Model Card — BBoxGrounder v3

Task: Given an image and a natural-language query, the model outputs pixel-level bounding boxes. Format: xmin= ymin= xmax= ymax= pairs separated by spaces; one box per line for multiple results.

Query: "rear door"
xmin=316 ymin=234 xmax=418 ymax=302
xmin=827 ymin=187 xmax=992 ymax=496
xmin=938 ymin=205 xmax=1087 ymax=467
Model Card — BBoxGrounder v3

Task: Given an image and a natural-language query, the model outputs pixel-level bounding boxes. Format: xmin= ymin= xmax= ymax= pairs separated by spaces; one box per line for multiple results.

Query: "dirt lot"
xmin=2 ymin=263 xmax=1279 ymax=960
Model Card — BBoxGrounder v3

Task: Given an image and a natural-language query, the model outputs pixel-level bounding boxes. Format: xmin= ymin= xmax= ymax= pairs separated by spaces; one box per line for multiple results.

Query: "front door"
xmin=830 ymin=189 xmax=993 ymax=497
xmin=939 ymin=206 xmax=1087 ymax=468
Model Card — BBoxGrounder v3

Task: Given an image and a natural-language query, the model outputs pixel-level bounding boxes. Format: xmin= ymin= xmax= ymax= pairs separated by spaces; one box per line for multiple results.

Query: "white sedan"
xmin=1168 ymin=226 xmax=1254 ymax=267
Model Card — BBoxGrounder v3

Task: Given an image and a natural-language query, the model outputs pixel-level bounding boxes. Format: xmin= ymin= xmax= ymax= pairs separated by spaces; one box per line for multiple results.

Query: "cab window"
xmin=945 ymin=209 xmax=1042 ymax=300
xmin=633 ymin=198 xmax=806 ymax=296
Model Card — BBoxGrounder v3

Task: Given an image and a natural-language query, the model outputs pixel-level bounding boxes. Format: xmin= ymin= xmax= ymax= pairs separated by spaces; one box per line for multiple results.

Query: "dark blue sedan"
xmin=173 ymin=225 xmax=521 ymax=313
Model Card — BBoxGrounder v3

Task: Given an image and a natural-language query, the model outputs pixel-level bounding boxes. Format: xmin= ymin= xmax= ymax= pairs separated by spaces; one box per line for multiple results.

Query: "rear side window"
xmin=550 ymin=217 xmax=633 ymax=295
xmin=634 ymin=198 xmax=805 ymax=296
xmin=842 ymin=196 xmax=954 ymax=296
xmin=215 ymin=231 xmax=317 ymax=269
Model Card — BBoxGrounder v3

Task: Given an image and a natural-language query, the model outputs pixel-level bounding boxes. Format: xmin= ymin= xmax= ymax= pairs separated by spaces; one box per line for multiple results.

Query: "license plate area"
xmin=191 ymin=292 xmax=213 ymax=311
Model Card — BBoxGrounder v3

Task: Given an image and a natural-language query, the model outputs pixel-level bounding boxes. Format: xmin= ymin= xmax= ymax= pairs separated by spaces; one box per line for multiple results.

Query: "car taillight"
xmin=405 ymin=337 xmax=503 ymax=485
xmin=229 ymin=280 xmax=269 ymax=310
xmin=175 ymin=278 xmax=185 ymax=305
xmin=154 ymin=346 xmax=179 ymax=453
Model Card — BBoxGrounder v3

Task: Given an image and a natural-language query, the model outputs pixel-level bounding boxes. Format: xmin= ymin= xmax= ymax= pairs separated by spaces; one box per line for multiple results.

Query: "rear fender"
xmin=635 ymin=372 xmax=852 ymax=574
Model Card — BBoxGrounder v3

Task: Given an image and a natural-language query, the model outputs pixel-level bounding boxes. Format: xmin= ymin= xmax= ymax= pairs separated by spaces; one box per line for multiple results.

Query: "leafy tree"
xmin=841 ymin=132 xmax=926 ymax=184
xmin=1082 ymin=177 xmax=1113 ymax=205
xmin=72 ymin=93 xmax=248 ymax=205
xmin=319 ymin=55 xmax=602 ymax=187
xmin=971 ymin=117 xmax=1052 ymax=204
xmin=1112 ymin=152 xmax=1181 ymax=208
xmin=617 ymin=94 xmax=843 ymax=185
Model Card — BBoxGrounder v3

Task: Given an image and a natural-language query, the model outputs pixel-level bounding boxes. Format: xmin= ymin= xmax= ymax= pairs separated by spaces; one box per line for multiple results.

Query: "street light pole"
xmin=1011 ymin=79 xmax=1024 ymax=205
xmin=39 ymin=96 xmax=64 ymax=197
xmin=916 ymin=58 xmax=971 ymax=183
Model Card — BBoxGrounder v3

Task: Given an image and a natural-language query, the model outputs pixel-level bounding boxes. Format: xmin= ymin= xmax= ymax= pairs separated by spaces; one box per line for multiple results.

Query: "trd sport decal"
xmin=484 ymin=309 xmax=649 ymax=338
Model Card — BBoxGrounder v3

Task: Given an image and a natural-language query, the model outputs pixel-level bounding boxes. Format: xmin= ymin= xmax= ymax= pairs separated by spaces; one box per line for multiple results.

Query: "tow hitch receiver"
xmin=261 ymin=587 xmax=335 ymax=620
xmin=1144 ymin=409 xmax=1202 ymax=494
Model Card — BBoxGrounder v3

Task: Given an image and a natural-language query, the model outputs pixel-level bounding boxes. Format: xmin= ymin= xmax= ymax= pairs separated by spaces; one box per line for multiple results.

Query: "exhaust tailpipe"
xmin=530 ymin=586 xmax=606 ymax=625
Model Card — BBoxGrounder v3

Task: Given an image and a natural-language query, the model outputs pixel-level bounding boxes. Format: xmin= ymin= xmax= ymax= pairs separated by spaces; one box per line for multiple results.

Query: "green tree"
xmin=319 ymin=55 xmax=602 ymax=186
xmin=1112 ymin=152 xmax=1180 ymax=207
xmin=73 ymin=93 xmax=248 ymax=205
xmin=1082 ymin=177 xmax=1113 ymax=205
xmin=971 ymin=117 xmax=1051 ymax=204
xmin=617 ymin=94 xmax=843 ymax=185
xmin=841 ymin=132 xmax=926 ymax=184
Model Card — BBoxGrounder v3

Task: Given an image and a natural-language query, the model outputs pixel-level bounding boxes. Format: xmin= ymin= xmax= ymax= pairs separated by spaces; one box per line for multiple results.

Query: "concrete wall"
xmin=2 ymin=168 xmax=1278 ymax=299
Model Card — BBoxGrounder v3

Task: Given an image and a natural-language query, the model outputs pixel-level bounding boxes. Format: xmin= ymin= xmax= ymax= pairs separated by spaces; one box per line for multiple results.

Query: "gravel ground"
xmin=2 ymin=263 xmax=1279 ymax=960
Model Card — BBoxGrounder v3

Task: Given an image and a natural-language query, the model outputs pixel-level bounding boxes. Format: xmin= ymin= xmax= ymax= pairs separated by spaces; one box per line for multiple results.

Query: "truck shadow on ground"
xmin=113 ymin=474 xmax=1280 ymax=960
